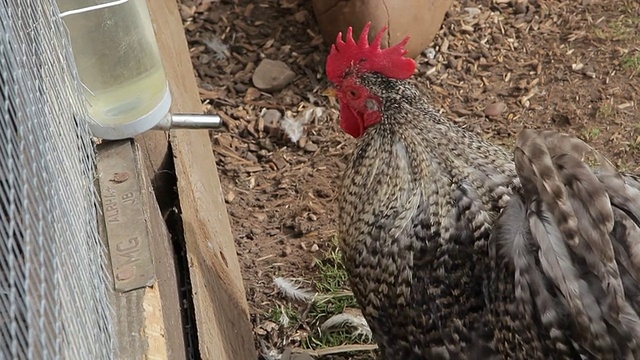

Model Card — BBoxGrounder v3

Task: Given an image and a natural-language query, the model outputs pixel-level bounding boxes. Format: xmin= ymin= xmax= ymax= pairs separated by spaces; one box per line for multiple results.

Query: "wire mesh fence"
xmin=1 ymin=0 xmax=115 ymax=359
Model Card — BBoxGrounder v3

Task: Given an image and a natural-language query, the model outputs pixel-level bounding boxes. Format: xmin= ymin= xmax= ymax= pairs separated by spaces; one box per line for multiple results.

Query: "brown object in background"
xmin=312 ymin=0 xmax=453 ymax=59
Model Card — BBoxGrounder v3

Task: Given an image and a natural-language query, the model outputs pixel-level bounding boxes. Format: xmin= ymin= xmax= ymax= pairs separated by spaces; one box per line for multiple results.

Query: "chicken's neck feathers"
xmin=344 ymin=96 xmax=520 ymax=248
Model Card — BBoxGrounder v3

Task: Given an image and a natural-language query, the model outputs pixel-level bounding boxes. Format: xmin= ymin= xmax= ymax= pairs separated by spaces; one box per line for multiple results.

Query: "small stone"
xmin=245 ymin=152 xmax=258 ymax=163
xmin=244 ymin=87 xmax=261 ymax=102
xmin=233 ymin=83 xmax=248 ymax=92
xmin=304 ymin=143 xmax=318 ymax=152
xmin=293 ymin=10 xmax=308 ymax=23
xmin=310 ymin=244 xmax=319 ymax=252
xmin=198 ymin=54 xmax=211 ymax=65
xmin=252 ymin=59 xmax=296 ymax=92
xmin=464 ymin=7 xmax=481 ymax=17
xmin=262 ymin=109 xmax=282 ymax=126
xmin=298 ymin=136 xmax=307 ymax=148
xmin=484 ymin=102 xmax=507 ymax=117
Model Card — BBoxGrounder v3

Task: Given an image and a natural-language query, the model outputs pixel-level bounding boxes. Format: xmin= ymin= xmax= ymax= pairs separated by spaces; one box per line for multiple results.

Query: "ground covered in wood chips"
xmin=178 ymin=0 xmax=640 ymax=358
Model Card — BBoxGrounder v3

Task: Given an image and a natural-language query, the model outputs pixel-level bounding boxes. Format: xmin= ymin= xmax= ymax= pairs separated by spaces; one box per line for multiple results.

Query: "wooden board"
xmin=97 ymin=143 xmax=156 ymax=293
xmin=147 ymin=0 xmax=256 ymax=359
xmin=136 ymin=130 xmax=170 ymax=178
xmin=97 ymin=140 xmax=187 ymax=360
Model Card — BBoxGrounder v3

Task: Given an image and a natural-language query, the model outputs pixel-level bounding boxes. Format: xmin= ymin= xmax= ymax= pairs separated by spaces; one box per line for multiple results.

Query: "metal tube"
xmin=154 ymin=113 xmax=222 ymax=130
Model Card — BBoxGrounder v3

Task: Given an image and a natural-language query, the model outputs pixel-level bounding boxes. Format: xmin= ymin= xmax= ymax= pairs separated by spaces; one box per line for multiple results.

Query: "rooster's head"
xmin=326 ymin=23 xmax=417 ymax=138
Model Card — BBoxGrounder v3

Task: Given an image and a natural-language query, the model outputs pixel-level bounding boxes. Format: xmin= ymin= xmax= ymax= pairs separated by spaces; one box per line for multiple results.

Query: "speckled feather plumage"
xmin=337 ymin=73 xmax=640 ymax=359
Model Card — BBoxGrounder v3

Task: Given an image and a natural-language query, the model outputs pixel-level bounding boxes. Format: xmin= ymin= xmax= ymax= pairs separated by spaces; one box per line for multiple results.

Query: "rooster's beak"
xmin=322 ymin=87 xmax=337 ymax=98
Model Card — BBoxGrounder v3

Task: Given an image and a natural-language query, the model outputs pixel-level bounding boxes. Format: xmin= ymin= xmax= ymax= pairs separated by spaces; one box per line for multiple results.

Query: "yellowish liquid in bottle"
xmin=58 ymin=0 xmax=168 ymax=126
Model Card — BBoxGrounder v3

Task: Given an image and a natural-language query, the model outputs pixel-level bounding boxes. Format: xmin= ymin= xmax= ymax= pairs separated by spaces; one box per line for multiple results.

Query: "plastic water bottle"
xmin=57 ymin=0 xmax=172 ymax=139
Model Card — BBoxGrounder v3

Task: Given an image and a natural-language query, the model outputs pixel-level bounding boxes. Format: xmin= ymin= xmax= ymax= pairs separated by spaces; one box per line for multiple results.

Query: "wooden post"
xmin=149 ymin=0 xmax=256 ymax=359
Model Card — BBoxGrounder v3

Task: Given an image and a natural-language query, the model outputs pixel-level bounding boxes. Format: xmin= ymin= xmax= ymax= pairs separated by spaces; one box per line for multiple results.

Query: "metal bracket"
xmin=96 ymin=140 xmax=155 ymax=292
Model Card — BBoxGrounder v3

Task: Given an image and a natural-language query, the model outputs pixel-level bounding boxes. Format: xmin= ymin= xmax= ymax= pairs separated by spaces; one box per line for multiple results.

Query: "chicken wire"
xmin=0 ymin=0 xmax=115 ymax=359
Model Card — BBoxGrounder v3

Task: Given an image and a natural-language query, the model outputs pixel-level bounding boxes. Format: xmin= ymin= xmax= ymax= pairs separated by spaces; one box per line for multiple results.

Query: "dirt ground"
xmin=177 ymin=0 xmax=639 ymax=358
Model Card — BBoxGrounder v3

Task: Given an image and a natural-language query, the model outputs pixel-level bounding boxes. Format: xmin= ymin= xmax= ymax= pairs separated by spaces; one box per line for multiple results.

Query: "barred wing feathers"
xmin=492 ymin=129 xmax=640 ymax=359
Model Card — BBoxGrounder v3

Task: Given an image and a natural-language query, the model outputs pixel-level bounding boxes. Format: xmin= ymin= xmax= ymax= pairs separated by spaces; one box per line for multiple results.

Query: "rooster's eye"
xmin=348 ymin=90 xmax=358 ymax=98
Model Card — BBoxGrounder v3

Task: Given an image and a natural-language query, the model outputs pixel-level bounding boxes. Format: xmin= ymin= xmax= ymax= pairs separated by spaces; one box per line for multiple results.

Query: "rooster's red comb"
xmin=326 ymin=22 xmax=416 ymax=84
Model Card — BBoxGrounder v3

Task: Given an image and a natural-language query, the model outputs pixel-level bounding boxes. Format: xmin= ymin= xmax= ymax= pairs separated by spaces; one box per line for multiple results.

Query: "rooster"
xmin=327 ymin=22 xmax=640 ymax=359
